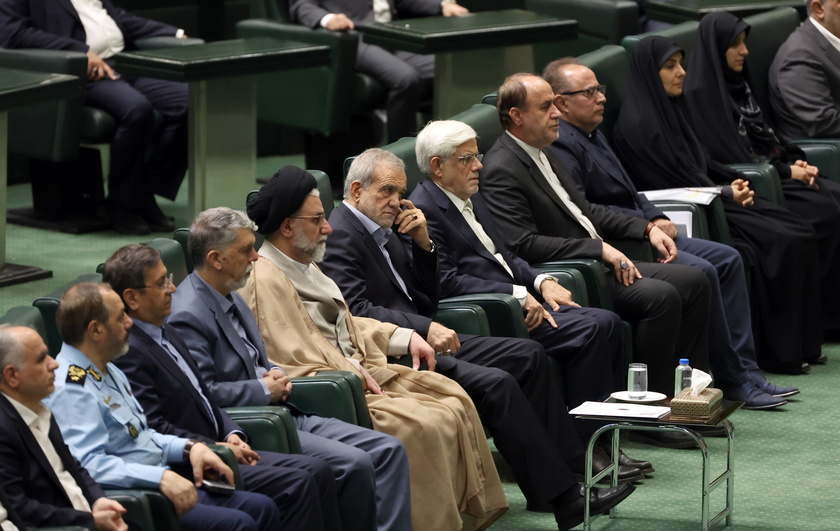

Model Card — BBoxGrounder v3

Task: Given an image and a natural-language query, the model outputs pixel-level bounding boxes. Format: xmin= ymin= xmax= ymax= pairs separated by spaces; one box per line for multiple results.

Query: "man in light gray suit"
xmin=288 ymin=0 xmax=467 ymax=142
xmin=770 ymin=0 xmax=840 ymax=141
xmin=168 ymin=207 xmax=412 ymax=531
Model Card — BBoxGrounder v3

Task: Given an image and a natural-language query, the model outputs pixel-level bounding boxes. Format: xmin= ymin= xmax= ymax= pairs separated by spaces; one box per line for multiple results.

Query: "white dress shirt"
xmin=809 ymin=16 xmax=840 ymax=53
xmin=69 ymin=0 xmax=125 ymax=58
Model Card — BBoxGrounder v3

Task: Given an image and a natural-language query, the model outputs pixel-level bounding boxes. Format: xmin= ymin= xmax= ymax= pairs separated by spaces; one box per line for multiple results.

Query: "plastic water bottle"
xmin=674 ymin=358 xmax=692 ymax=397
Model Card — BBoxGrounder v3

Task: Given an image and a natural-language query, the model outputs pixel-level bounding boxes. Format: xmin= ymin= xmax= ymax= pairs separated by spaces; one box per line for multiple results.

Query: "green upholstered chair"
xmin=0 ymin=305 xmax=48 ymax=341
xmin=620 ymin=20 xmax=699 ymax=57
xmin=0 ymin=37 xmax=201 ymax=233
xmin=173 ymin=227 xmax=193 ymax=272
xmin=33 ymin=273 xmax=103 ymax=355
xmin=288 ymin=371 xmax=373 ymax=429
xmin=224 ymin=406 xmax=302 ymax=453
xmin=526 ymin=0 xmax=638 ymax=72
xmin=149 ymin=238 xmax=191 ymax=286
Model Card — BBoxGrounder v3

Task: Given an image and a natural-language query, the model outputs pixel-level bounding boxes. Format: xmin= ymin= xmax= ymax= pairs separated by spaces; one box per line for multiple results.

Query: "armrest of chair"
xmin=103 ymin=489 xmax=168 ymax=531
xmin=208 ymin=444 xmax=244 ymax=489
xmin=790 ymin=139 xmax=840 ymax=183
xmin=534 ymin=259 xmax=612 ymax=310
xmin=289 ymin=371 xmax=372 ymax=429
xmin=439 ymin=293 xmax=528 ymax=338
xmin=433 ymin=304 xmax=490 ymax=337
xmin=0 ymin=48 xmax=87 ymax=76
xmin=649 ymin=200 xmax=711 ymax=240
xmin=608 ymin=238 xmax=654 ymax=262
xmin=551 ymin=268 xmax=590 ymax=307
xmin=730 ymin=162 xmax=784 ymax=206
xmin=134 ymin=37 xmax=204 ymax=49
xmin=224 ymin=406 xmax=302 ymax=454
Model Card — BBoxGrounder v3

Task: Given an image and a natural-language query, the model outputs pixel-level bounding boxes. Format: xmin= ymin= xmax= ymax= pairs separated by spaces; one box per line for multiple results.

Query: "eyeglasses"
xmin=448 ymin=152 xmax=484 ymax=166
xmin=292 ymin=213 xmax=327 ymax=225
xmin=560 ymin=84 xmax=607 ymax=99
xmin=133 ymin=273 xmax=174 ymax=292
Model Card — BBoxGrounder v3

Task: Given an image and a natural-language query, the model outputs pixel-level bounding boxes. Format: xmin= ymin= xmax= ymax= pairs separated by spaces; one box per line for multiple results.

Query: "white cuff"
xmin=534 ymin=274 xmax=553 ymax=292
xmin=320 ymin=14 xmax=336 ymax=28
xmin=388 ymin=327 xmax=414 ymax=355
xmin=512 ymin=284 xmax=528 ymax=308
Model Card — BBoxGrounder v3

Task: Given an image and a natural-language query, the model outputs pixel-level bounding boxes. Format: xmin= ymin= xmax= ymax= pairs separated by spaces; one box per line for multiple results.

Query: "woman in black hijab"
xmin=613 ymin=35 xmax=823 ymax=375
xmin=684 ymin=11 xmax=840 ymax=333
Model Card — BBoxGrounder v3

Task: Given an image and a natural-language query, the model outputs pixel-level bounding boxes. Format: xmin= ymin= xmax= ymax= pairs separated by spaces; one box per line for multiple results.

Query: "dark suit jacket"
xmin=0 ymin=484 xmax=28 ymax=531
xmin=320 ymin=202 xmax=440 ymax=336
xmin=114 ymin=324 xmax=242 ymax=445
xmin=479 ymin=131 xmax=649 ymax=263
xmin=168 ymin=272 xmax=281 ymax=408
xmin=409 ymin=179 xmax=543 ymax=299
xmin=0 ymin=0 xmax=177 ymax=52
xmin=769 ymin=18 xmax=840 ymax=141
xmin=550 ymin=120 xmax=666 ymax=222
xmin=0 ymin=394 xmax=105 ymax=530
xmin=290 ymin=0 xmax=441 ymax=28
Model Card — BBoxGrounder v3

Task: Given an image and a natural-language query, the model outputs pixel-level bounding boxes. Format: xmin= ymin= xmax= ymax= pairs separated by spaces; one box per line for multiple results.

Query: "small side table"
xmin=575 ymin=400 xmax=741 ymax=530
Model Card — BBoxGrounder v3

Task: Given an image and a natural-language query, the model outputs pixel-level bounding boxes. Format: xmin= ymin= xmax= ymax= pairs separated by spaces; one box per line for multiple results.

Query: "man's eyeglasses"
xmin=133 ymin=273 xmax=174 ymax=291
xmin=448 ymin=152 xmax=484 ymax=166
xmin=292 ymin=213 xmax=327 ymax=225
xmin=560 ymin=84 xmax=607 ymax=99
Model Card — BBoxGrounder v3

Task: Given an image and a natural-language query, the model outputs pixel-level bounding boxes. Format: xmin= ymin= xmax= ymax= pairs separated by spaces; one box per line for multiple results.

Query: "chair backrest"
xmin=149 ymin=238 xmax=190 ymax=286
xmin=577 ymin=45 xmax=630 ymax=142
xmin=450 ymin=103 xmax=505 ymax=155
xmin=742 ymin=7 xmax=800 ymax=119
xmin=173 ymin=227 xmax=194 ymax=273
xmin=33 ymin=273 xmax=104 ymax=355
xmin=0 ymin=306 xmax=49 ymax=344
xmin=248 ymin=0 xmax=291 ymax=21
xmin=621 ymin=20 xmax=700 ymax=61
xmin=526 ymin=0 xmax=639 ymax=71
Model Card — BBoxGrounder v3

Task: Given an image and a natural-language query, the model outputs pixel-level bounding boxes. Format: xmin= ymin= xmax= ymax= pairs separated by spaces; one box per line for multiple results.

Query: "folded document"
xmin=570 ymin=401 xmax=670 ymax=420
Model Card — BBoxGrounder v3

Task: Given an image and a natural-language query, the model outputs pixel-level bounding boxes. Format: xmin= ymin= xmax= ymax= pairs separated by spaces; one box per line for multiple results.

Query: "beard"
xmin=292 ymin=226 xmax=328 ymax=263
xmin=226 ymin=263 xmax=253 ymax=292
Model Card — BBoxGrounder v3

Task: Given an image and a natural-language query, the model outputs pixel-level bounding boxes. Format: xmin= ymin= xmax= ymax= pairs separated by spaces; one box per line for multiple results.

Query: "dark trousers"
xmin=607 ymin=262 xmax=711 ymax=394
xmin=85 ymin=67 xmax=188 ymax=208
xmin=241 ymin=450 xmax=340 ymax=531
xmin=438 ymin=340 xmax=580 ymax=505
xmin=185 ymin=489 xmax=279 ymax=531
xmin=355 ymin=42 xmax=433 ymax=142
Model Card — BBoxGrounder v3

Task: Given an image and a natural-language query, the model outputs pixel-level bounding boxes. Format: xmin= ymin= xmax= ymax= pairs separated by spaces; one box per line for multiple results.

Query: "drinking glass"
xmin=627 ymin=363 xmax=648 ymax=400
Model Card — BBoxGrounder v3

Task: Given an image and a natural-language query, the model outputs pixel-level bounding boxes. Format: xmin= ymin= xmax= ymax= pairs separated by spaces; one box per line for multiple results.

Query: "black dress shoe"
xmin=105 ymin=201 xmax=150 ymax=235
xmin=569 ymin=444 xmax=644 ymax=484
xmin=617 ymin=449 xmax=654 ymax=475
xmin=629 ymin=430 xmax=698 ymax=449
xmin=806 ymin=353 xmax=828 ymax=365
xmin=142 ymin=197 xmax=175 ymax=233
xmin=554 ymin=484 xmax=636 ymax=531
xmin=801 ymin=362 xmax=811 ymax=374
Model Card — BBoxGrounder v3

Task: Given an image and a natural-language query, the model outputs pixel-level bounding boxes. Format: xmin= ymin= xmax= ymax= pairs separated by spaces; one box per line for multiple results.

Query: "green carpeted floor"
xmin=2 ymin=174 xmax=837 ymax=530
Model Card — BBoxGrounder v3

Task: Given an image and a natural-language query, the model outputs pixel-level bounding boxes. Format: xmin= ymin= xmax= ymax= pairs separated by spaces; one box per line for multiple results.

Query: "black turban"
xmin=247 ymin=166 xmax=317 ymax=235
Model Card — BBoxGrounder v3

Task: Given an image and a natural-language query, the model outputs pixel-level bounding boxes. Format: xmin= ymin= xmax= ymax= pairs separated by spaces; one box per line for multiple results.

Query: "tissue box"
xmin=670 ymin=387 xmax=723 ymax=421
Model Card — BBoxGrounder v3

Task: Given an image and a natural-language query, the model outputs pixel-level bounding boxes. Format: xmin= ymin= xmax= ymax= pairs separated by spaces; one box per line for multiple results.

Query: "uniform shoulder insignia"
xmin=87 ymin=366 xmax=102 ymax=381
xmin=66 ymin=365 xmax=87 ymax=385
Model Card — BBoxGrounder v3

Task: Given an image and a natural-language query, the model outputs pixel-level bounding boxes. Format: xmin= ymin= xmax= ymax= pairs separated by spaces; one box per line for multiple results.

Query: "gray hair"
xmin=343 ymin=148 xmax=405 ymax=198
xmin=542 ymin=57 xmax=582 ymax=95
xmin=0 ymin=325 xmax=25 ymax=384
xmin=189 ymin=207 xmax=257 ymax=267
xmin=416 ymin=120 xmax=478 ymax=175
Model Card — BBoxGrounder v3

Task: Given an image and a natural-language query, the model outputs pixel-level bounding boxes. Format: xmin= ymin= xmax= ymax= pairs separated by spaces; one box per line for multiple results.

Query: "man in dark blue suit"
xmin=0 ymin=325 xmax=130 ymax=530
xmin=543 ymin=59 xmax=795 ymax=409
xmin=0 ymin=0 xmax=188 ymax=234
xmin=102 ymin=244 xmax=341 ymax=531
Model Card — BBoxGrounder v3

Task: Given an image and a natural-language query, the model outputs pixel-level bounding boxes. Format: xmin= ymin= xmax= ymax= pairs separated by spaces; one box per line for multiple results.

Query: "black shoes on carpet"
xmin=104 ymin=198 xmax=174 ymax=235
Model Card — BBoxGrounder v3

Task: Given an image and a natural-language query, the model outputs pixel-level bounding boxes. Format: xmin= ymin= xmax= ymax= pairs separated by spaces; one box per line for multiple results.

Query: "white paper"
xmin=570 ymin=401 xmax=671 ymax=419
xmin=667 ymin=211 xmax=693 ymax=238
xmin=639 ymin=187 xmax=722 ymax=206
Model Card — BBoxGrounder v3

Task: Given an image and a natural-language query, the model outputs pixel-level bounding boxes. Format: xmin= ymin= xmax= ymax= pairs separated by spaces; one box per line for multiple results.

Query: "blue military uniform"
xmin=47 ymin=343 xmax=280 ymax=531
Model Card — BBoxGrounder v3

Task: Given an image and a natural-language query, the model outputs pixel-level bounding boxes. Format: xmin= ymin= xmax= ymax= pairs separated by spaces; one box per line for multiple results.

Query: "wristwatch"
xmin=183 ymin=439 xmax=200 ymax=462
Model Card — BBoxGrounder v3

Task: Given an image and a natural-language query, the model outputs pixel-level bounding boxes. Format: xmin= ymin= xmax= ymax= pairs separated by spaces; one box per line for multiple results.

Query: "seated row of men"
xmin=0 ymin=68 xmax=808 ymax=531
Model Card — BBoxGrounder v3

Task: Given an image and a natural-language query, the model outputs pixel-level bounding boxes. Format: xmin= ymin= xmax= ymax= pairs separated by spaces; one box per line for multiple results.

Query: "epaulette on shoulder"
xmin=66 ymin=365 xmax=87 ymax=385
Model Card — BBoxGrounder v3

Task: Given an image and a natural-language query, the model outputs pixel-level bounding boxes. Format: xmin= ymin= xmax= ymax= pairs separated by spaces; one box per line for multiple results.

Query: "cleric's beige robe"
xmin=240 ymin=254 xmax=507 ymax=531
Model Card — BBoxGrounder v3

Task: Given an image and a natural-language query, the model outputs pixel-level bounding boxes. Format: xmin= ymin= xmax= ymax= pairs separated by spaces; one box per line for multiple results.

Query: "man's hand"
xmin=86 ymin=50 xmax=116 ymax=81
xmin=359 ymin=365 xmax=387 ymax=396
xmin=159 ymin=470 xmax=198 ymax=518
xmin=442 ymin=3 xmax=469 ymax=16
xmin=730 ymin=179 xmax=755 ymax=207
xmin=652 ymin=218 xmax=678 ymax=239
xmin=263 ymin=370 xmax=291 ymax=402
xmin=647 ymin=226 xmax=678 ymax=263
xmin=408 ymin=331 xmax=437 ymax=371
xmin=188 ymin=442 xmax=234 ymax=487
xmin=325 ymin=13 xmax=355 ymax=30
xmin=523 ymin=293 xmax=556 ymax=331
xmin=601 ymin=242 xmax=642 ymax=286
xmin=91 ymin=498 xmax=128 ymax=531
xmin=426 ymin=321 xmax=460 ymax=355
xmin=540 ymin=279 xmax=579 ymax=310
xmin=395 ymin=199 xmax=432 ymax=251
xmin=220 ymin=434 xmax=259 ymax=465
